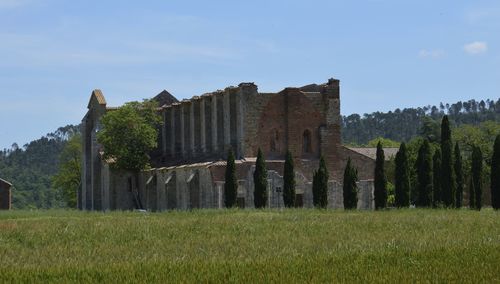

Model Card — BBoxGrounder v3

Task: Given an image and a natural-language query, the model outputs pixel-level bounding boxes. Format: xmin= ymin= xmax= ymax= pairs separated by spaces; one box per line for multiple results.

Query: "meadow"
xmin=0 ymin=209 xmax=498 ymax=283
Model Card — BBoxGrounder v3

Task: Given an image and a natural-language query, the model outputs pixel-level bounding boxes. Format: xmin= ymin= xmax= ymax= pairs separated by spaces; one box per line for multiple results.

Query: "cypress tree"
xmin=454 ymin=142 xmax=464 ymax=208
xmin=468 ymin=177 xmax=475 ymax=210
xmin=471 ymin=146 xmax=483 ymax=210
xmin=394 ymin=143 xmax=410 ymax=207
xmin=374 ymin=141 xmax=387 ymax=209
xmin=416 ymin=140 xmax=433 ymax=207
xmin=491 ymin=135 xmax=500 ymax=210
xmin=432 ymin=149 xmax=442 ymax=207
xmin=283 ymin=150 xmax=296 ymax=208
xmin=343 ymin=158 xmax=358 ymax=209
xmin=224 ymin=149 xmax=238 ymax=208
xmin=312 ymin=156 xmax=329 ymax=208
xmin=253 ymin=148 xmax=268 ymax=208
xmin=440 ymin=115 xmax=455 ymax=207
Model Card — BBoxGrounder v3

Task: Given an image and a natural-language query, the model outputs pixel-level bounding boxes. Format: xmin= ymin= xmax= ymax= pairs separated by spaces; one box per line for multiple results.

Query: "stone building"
xmin=0 ymin=178 xmax=12 ymax=210
xmin=80 ymin=78 xmax=395 ymax=211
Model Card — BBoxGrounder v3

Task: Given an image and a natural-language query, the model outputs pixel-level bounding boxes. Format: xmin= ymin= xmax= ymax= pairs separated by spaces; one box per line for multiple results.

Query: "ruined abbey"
xmin=80 ymin=78 xmax=395 ymax=211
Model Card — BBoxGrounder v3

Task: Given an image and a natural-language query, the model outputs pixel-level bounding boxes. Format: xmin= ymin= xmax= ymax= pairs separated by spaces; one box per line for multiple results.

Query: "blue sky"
xmin=0 ymin=0 xmax=499 ymax=149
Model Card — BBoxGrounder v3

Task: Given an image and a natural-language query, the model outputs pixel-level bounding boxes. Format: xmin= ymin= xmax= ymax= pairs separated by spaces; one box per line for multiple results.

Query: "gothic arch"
xmin=303 ymin=129 xmax=312 ymax=154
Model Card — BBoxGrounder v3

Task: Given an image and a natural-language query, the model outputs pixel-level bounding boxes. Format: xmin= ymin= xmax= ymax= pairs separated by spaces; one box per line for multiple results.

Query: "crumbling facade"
xmin=0 ymin=178 xmax=12 ymax=210
xmin=80 ymin=78 xmax=393 ymax=211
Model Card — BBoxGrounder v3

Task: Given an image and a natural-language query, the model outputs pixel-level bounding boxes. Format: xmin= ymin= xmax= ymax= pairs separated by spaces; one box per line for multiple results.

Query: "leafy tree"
xmin=52 ymin=134 xmax=82 ymax=208
xmin=492 ymin=135 xmax=500 ymax=210
xmin=97 ymin=100 xmax=161 ymax=172
xmin=405 ymin=137 xmax=425 ymax=204
xmin=395 ymin=143 xmax=410 ymax=207
xmin=312 ymin=156 xmax=328 ymax=208
xmin=224 ymin=149 xmax=238 ymax=208
xmin=374 ymin=142 xmax=387 ymax=209
xmin=440 ymin=115 xmax=455 ymax=207
xmin=420 ymin=116 xmax=441 ymax=143
xmin=97 ymin=100 xmax=161 ymax=210
xmin=343 ymin=158 xmax=358 ymax=209
xmin=471 ymin=146 xmax=483 ymax=210
xmin=253 ymin=148 xmax=268 ymax=208
xmin=453 ymin=121 xmax=500 ymax=159
xmin=283 ymin=150 xmax=295 ymax=207
xmin=454 ymin=142 xmax=464 ymax=208
xmin=366 ymin=137 xmax=400 ymax=148
xmin=416 ymin=140 xmax=433 ymax=207
xmin=432 ymin=149 xmax=442 ymax=207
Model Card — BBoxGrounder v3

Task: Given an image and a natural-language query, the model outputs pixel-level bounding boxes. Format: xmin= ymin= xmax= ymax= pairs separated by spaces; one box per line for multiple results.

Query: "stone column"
xmin=161 ymin=111 xmax=167 ymax=156
xmin=180 ymin=105 xmax=185 ymax=157
xmin=189 ymin=102 xmax=195 ymax=157
xmin=90 ymin=127 xmax=96 ymax=210
xmin=169 ymin=107 xmax=175 ymax=158
xmin=80 ymin=121 xmax=87 ymax=210
xmin=216 ymin=182 xmax=224 ymax=208
xmin=236 ymin=92 xmax=243 ymax=158
xmin=211 ymin=95 xmax=218 ymax=152
xmin=200 ymin=99 xmax=206 ymax=153
xmin=223 ymin=92 xmax=231 ymax=152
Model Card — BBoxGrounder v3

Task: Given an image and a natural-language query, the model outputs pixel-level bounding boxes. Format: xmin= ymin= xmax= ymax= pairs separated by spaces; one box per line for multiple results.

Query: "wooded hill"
xmin=0 ymin=125 xmax=79 ymax=209
xmin=342 ymin=98 xmax=500 ymax=145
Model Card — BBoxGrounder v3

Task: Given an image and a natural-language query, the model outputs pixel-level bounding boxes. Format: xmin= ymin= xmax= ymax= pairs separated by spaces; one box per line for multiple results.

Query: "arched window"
xmin=303 ymin=130 xmax=312 ymax=153
xmin=270 ymin=129 xmax=279 ymax=152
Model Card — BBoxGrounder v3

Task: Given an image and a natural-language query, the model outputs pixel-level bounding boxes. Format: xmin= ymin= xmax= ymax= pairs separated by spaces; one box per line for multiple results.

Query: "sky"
xmin=0 ymin=0 xmax=499 ymax=149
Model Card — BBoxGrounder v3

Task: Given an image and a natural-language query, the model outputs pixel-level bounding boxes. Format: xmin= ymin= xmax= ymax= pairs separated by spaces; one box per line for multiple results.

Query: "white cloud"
xmin=418 ymin=49 xmax=445 ymax=59
xmin=463 ymin=41 xmax=488 ymax=55
xmin=466 ymin=7 xmax=500 ymax=24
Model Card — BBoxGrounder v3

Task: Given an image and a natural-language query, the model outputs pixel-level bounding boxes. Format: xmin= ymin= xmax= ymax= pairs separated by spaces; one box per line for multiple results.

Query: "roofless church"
xmin=80 ymin=78 xmax=392 ymax=211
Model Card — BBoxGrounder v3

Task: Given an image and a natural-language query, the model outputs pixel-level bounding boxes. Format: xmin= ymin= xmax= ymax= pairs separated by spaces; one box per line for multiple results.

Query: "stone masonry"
xmin=80 ymin=78 xmax=390 ymax=211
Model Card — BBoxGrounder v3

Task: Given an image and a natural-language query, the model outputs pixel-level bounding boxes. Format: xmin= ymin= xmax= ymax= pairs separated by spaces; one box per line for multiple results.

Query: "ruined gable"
xmin=153 ymin=90 xmax=178 ymax=107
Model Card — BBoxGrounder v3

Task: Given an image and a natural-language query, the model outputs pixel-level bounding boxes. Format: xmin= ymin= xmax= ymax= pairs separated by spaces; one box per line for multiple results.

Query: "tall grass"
xmin=0 ymin=209 xmax=498 ymax=283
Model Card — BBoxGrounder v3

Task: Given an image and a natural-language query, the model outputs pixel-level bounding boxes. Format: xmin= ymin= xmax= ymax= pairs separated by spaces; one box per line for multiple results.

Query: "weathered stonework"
xmin=80 ymin=78 xmax=389 ymax=211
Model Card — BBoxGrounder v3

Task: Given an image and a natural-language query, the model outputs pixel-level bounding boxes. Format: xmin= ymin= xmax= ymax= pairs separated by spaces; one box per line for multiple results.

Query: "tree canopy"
xmin=416 ymin=140 xmax=433 ymax=207
xmin=343 ymin=158 xmax=358 ymax=209
xmin=224 ymin=149 xmax=238 ymax=208
xmin=52 ymin=133 xmax=82 ymax=208
xmin=312 ymin=157 xmax=328 ymax=208
xmin=394 ymin=143 xmax=410 ymax=207
xmin=0 ymin=125 xmax=79 ymax=209
xmin=491 ymin=135 xmax=500 ymax=210
xmin=374 ymin=142 xmax=387 ymax=209
xmin=253 ymin=148 xmax=268 ymax=208
xmin=97 ymin=100 xmax=161 ymax=172
xmin=342 ymin=98 xmax=500 ymax=145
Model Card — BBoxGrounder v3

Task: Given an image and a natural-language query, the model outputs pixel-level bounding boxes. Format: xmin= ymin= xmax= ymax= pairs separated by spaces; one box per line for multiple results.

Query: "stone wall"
xmin=106 ymin=161 xmax=376 ymax=211
xmin=80 ymin=78 xmax=380 ymax=212
xmin=0 ymin=179 xmax=12 ymax=210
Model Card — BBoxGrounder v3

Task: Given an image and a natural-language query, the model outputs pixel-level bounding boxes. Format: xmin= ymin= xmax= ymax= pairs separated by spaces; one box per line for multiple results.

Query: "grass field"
xmin=0 ymin=209 xmax=499 ymax=283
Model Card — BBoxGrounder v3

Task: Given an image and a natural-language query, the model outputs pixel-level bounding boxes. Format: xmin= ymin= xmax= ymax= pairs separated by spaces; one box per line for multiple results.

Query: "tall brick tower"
xmin=320 ymin=78 xmax=342 ymax=179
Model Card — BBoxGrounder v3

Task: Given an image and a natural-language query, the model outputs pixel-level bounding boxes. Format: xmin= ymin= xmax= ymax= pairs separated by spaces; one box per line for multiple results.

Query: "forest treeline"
xmin=0 ymin=125 xmax=79 ymax=209
xmin=342 ymin=98 xmax=500 ymax=145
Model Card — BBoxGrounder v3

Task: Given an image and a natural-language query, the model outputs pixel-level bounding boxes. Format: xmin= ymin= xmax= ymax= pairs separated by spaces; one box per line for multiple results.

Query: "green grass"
xmin=0 ymin=209 xmax=498 ymax=283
